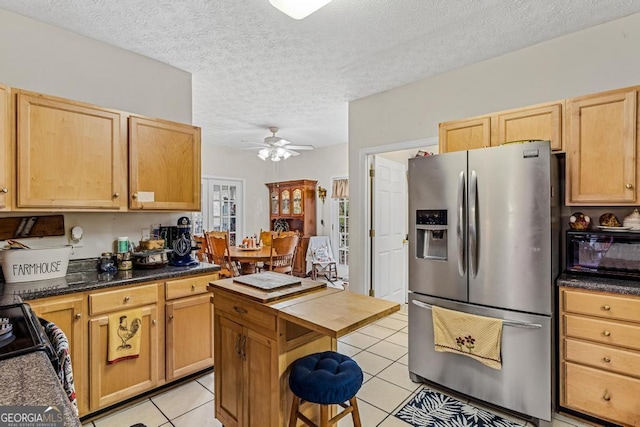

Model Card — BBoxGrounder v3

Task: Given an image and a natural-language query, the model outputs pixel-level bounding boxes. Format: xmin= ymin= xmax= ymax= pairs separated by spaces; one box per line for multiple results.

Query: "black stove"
xmin=0 ymin=302 xmax=58 ymax=372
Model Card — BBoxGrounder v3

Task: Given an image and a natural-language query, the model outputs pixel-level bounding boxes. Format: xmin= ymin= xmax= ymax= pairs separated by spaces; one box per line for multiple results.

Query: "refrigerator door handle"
xmin=411 ymin=300 xmax=543 ymax=329
xmin=457 ymin=171 xmax=466 ymax=276
xmin=469 ymin=170 xmax=478 ymax=278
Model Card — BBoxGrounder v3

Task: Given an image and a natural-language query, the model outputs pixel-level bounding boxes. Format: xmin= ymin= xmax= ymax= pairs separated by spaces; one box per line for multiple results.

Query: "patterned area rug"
xmin=395 ymin=388 xmax=525 ymax=427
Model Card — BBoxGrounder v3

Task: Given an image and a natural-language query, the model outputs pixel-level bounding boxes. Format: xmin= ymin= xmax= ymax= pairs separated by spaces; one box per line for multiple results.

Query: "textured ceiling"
xmin=1 ymin=0 xmax=639 ymax=149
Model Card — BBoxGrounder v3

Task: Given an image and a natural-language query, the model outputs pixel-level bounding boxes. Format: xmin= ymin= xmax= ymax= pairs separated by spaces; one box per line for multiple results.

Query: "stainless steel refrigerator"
xmin=408 ymin=141 xmax=559 ymax=425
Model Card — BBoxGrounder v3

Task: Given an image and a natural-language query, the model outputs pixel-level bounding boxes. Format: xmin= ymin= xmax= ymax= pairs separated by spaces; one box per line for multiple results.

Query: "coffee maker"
xmin=168 ymin=217 xmax=199 ymax=267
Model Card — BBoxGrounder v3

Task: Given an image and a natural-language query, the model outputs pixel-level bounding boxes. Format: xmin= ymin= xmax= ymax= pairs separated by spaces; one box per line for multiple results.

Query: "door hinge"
xmin=369 ymin=229 xmax=375 ymax=237
xmin=369 ymin=168 xmax=375 ymax=177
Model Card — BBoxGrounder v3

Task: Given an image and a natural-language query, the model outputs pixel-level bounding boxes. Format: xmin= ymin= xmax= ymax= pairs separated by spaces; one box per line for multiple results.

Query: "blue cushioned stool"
xmin=288 ymin=351 xmax=363 ymax=427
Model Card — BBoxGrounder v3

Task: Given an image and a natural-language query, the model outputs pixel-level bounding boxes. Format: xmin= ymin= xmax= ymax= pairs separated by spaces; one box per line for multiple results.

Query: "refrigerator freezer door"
xmin=408 ymin=292 xmax=552 ymax=422
xmin=408 ymin=151 xmax=467 ymax=301
xmin=468 ymin=141 xmax=556 ymax=315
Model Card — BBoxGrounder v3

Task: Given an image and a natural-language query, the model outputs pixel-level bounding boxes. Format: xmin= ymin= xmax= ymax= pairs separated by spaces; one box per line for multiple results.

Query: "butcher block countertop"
xmin=209 ymin=275 xmax=400 ymax=338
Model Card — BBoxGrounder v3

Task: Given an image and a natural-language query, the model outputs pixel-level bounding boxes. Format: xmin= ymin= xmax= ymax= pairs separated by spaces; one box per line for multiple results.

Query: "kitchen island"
xmin=209 ymin=275 xmax=400 ymax=427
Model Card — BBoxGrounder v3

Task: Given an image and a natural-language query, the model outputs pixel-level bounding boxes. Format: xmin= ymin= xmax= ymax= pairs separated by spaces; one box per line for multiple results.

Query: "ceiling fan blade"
xmin=285 ymin=145 xmax=314 ymax=150
xmin=240 ymin=146 xmax=267 ymax=150
xmin=273 ymin=139 xmax=289 ymax=147
xmin=286 ymin=149 xmax=300 ymax=156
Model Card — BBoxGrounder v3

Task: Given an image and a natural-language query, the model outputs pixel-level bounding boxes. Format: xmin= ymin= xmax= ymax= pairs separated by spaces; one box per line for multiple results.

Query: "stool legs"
xmin=288 ymin=397 xmax=362 ymax=427
xmin=320 ymin=405 xmax=329 ymax=426
xmin=288 ymin=395 xmax=301 ymax=427
xmin=350 ymin=397 xmax=362 ymax=427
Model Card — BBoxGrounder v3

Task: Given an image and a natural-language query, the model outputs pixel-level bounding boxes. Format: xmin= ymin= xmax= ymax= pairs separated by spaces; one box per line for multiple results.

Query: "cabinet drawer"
xmin=564 ymin=362 xmax=640 ymax=426
xmin=562 ymin=288 xmax=640 ymax=323
xmin=565 ymin=338 xmax=640 ymax=379
xmin=166 ymin=274 xmax=217 ymax=300
xmin=214 ymin=293 xmax=276 ymax=333
xmin=90 ymin=283 xmax=158 ymax=315
xmin=564 ymin=314 xmax=640 ymax=351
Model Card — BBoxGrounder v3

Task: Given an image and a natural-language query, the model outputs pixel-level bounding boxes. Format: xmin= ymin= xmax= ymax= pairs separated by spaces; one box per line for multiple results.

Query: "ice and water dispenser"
xmin=415 ymin=210 xmax=448 ymax=260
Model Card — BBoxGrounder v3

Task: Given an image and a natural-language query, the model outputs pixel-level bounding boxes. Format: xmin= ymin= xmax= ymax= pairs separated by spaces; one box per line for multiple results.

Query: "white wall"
xmin=201 ymin=143 xmax=348 ymax=239
xmin=0 ymin=9 xmax=193 ymax=259
xmin=348 ymin=13 xmax=640 ymax=294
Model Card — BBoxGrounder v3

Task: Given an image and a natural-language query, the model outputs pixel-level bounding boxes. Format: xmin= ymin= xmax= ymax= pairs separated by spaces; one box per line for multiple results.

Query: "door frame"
xmin=200 ymin=175 xmax=246 ymax=241
xmin=359 ymin=137 xmax=438 ymax=297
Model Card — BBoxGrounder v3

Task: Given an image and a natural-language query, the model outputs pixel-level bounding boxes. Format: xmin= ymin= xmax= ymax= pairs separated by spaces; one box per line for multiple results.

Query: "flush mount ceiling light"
xmin=245 ymin=126 xmax=314 ymax=162
xmin=269 ymin=0 xmax=333 ymax=20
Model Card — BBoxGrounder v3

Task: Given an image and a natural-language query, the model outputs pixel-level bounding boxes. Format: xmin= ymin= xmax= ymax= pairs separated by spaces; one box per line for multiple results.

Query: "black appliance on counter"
xmin=0 ymin=302 xmax=59 ymax=372
xmin=566 ymin=230 xmax=640 ymax=279
xmin=168 ymin=217 xmax=199 ymax=267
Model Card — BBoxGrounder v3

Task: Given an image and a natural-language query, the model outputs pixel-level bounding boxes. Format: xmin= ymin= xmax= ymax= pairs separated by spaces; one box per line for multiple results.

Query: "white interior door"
xmin=373 ymin=155 xmax=408 ymax=303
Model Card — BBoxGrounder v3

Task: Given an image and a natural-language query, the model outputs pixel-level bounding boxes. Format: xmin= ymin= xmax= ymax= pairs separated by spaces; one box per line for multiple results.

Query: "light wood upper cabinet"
xmin=494 ymin=102 xmax=564 ymax=151
xmin=129 ymin=115 xmax=201 ymax=210
xmin=15 ymin=90 xmax=127 ymax=210
xmin=0 ymin=84 xmax=10 ymax=210
xmin=439 ymin=116 xmax=491 ymax=153
xmin=566 ymin=88 xmax=638 ymax=205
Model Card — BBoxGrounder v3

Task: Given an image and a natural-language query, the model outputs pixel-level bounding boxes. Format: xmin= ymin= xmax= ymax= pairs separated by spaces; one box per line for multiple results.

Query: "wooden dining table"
xmin=228 ymin=245 xmax=272 ymax=274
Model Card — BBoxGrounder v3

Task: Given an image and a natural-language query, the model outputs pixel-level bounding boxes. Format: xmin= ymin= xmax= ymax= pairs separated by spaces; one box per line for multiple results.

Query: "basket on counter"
xmin=0 ymin=246 xmax=72 ymax=283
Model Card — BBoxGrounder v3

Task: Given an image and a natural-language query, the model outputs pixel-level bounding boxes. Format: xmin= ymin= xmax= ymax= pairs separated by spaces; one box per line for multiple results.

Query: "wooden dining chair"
xmin=193 ymin=235 xmax=211 ymax=262
xmin=259 ymin=229 xmax=277 ymax=247
xmin=204 ymin=231 xmax=239 ymax=278
xmin=265 ymin=234 xmax=299 ymax=275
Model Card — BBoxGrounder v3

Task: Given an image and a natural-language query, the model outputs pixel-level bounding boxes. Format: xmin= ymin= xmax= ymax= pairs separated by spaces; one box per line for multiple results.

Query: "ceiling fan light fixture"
xmin=269 ymin=0 xmax=333 ymax=20
xmin=258 ymin=148 xmax=270 ymax=160
xmin=282 ymin=150 xmax=292 ymax=160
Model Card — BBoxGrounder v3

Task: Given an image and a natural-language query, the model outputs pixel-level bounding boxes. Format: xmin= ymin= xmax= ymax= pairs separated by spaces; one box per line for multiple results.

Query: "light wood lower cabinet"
xmin=29 ymin=293 xmax=87 ymax=415
xmin=215 ymin=310 xmax=278 ymax=427
xmin=89 ymin=304 xmax=159 ymax=411
xmin=165 ymin=274 xmax=217 ymax=381
xmin=560 ymin=287 xmax=640 ymax=426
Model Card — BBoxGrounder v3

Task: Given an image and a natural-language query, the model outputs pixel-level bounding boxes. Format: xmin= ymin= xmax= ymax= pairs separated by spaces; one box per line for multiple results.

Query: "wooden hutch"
xmin=265 ymin=179 xmax=317 ymax=277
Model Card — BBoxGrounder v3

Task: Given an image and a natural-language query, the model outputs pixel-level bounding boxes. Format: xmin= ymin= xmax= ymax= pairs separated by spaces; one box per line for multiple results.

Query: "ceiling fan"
xmin=246 ymin=127 xmax=314 ymax=161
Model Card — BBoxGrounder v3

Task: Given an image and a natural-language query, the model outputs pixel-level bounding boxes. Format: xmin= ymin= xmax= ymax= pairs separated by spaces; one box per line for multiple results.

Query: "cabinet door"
xmin=89 ymin=305 xmax=159 ymax=410
xmin=16 ymin=91 xmax=127 ymax=209
xmin=29 ymin=294 xmax=87 ymax=415
xmin=0 ymin=84 xmax=10 ymax=210
xmin=566 ymin=90 xmax=637 ymax=205
xmin=270 ymin=189 xmax=279 ymax=216
xmin=244 ymin=328 xmax=278 ymax=427
xmin=495 ymin=102 xmax=563 ymax=151
xmin=129 ymin=116 xmax=201 ymax=210
xmin=280 ymin=189 xmax=290 ymax=216
xmin=215 ymin=315 xmax=243 ymax=427
xmin=439 ymin=116 xmax=491 ymax=153
xmin=292 ymin=188 xmax=303 ymax=216
xmin=165 ymin=293 xmax=214 ymax=381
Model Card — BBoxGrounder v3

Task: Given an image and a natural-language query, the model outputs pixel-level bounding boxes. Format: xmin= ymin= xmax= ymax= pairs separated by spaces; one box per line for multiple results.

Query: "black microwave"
xmin=566 ymin=230 xmax=640 ymax=279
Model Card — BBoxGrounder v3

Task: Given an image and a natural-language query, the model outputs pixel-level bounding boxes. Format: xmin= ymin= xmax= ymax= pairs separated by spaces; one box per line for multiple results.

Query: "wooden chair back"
xmin=268 ymin=234 xmax=299 ymax=274
xmin=204 ymin=231 xmax=237 ymax=278
xmin=193 ymin=235 xmax=210 ymax=262
xmin=259 ymin=230 xmax=277 ymax=247
xmin=278 ymin=231 xmax=299 ymax=237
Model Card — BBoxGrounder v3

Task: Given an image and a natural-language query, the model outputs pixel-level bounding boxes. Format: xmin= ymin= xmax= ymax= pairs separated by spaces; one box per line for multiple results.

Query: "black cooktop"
xmin=0 ymin=303 xmax=53 ymax=362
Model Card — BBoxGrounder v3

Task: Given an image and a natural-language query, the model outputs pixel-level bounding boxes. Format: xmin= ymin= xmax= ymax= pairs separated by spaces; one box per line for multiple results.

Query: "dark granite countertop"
xmin=0 ymin=351 xmax=81 ymax=426
xmin=557 ymin=273 xmax=640 ymax=296
xmin=1 ymin=261 xmax=220 ymax=301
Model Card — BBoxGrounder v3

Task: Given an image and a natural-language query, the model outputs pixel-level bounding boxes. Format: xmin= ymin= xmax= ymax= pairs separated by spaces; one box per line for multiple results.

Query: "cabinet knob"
xmin=124 ymin=296 xmax=131 ymax=302
xmin=234 ymin=306 xmax=248 ymax=315
xmin=602 ymin=305 xmax=611 ymax=311
xmin=626 ymin=183 xmax=633 ymax=189
xmin=152 ymin=319 xmax=156 ymax=325
xmin=191 ymin=284 xmax=196 ymax=291
xmin=169 ymin=315 xmax=174 ymax=320
xmin=603 ymin=391 xmax=611 ymax=401
xmin=603 ymin=330 xmax=611 ymax=337
xmin=603 ymin=356 xmax=611 ymax=363
xmin=113 ymin=192 xmax=120 ymax=198
xmin=132 ymin=193 xmax=138 ymax=199
xmin=0 ymin=187 xmax=7 ymax=193
xmin=75 ymin=313 xmax=82 ymax=319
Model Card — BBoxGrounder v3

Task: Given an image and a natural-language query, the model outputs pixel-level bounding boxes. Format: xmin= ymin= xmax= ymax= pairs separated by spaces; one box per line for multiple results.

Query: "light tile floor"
xmin=82 ymin=305 xmax=595 ymax=427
